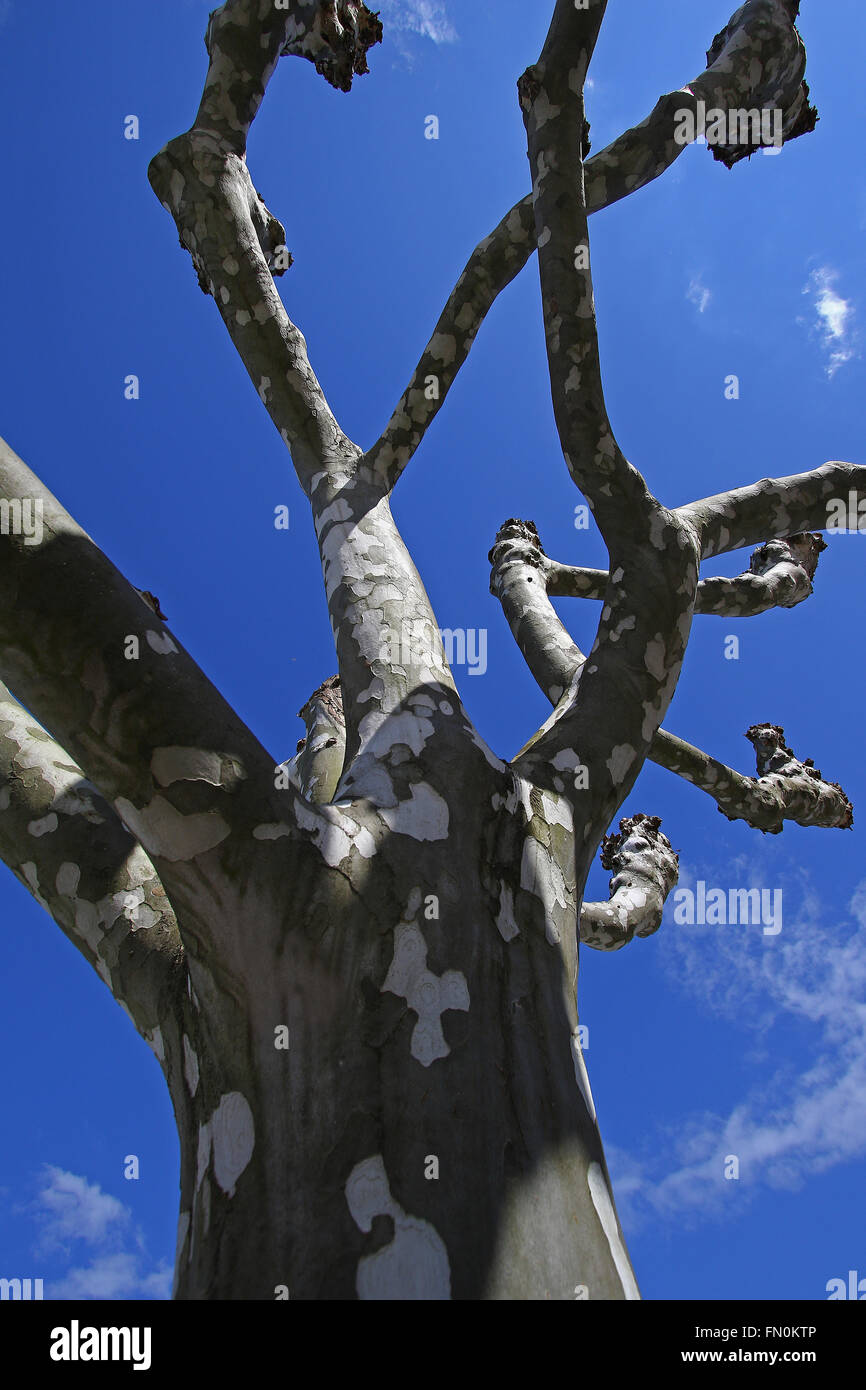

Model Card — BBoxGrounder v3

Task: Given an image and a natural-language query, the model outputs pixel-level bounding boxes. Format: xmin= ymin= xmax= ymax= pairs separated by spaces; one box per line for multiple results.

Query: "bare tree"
xmin=0 ymin=0 xmax=860 ymax=1300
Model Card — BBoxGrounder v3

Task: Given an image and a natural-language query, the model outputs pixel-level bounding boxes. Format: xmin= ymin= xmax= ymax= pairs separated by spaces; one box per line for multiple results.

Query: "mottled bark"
xmin=489 ymin=518 xmax=853 ymax=835
xmin=580 ymin=815 xmax=680 ymax=952
xmin=367 ymin=0 xmax=815 ymax=487
xmin=0 ymin=0 xmax=848 ymax=1304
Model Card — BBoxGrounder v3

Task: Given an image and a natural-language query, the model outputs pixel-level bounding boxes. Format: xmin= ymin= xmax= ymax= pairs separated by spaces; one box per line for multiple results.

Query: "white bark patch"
xmin=114 ymin=795 xmax=230 ymax=862
xmin=571 ymin=1032 xmax=597 ymax=1122
xmin=382 ymin=923 xmax=469 ymax=1067
xmin=345 ymin=1155 xmax=450 ymax=1300
xmin=27 ymin=813 xmax=58 ymax=837
xmin=606 ymin=745 xmax=636 ymax=783
xmin=380 ymin=783 xmax=449 ymax=842
xmin=496 ymin=883 xmax=519 ymax=942
xmin=428 ymin=333 xmax=457 ymax=365
xmin=183 ymin=1035 xmax=200 ymax=1097
xmin=294 ymin=801 xmax=377 ymax=867
xmin=252 ymin=822 xmax=293 ymax=840
xmin=540 ymin=792 xmax=573 ymax=833
xmin=520 ymin=838 xmax=568 ymax=944
xmin=21 ymin=861 xmax=48 ymax=909
xmin=587 ymin=1162 xmax=640 ymax=1300
xmin=210 ymin=1092 xmax=255 ymax=1197
xmin=55 ymin=862 xmax=81 ymax=898
xmin=151 ymin=747 xmax=232 ymax=788
xmin=145 ymin=631 xmax=178 ymax=655
xmin=148 ymin=1026 xmax=165 ymax=1062
xmin=644 ymin=635 xmax=667 ymax=681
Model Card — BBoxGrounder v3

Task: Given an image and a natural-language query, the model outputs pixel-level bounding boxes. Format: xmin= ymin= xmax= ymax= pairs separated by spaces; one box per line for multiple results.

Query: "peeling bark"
xmin=580 ymin=815 xmax=679 ymax=952
xmin=0 ymin=0 xmax=849 ymax=1303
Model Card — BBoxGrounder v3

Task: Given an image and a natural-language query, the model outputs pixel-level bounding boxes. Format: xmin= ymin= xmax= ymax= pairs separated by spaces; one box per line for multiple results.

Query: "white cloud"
xmin=52 ymin=1254 xmax=172 ymax=1301
xmin=804 ymin=266 xmax=857 ymax=377
xmin=31 ymin=1167 xmax=170 ymax=1300
xmin=378 ymin=1 xmax=457 ymax=46
xmin=687 ymin=277 xmax=711 ymax=314
xmin=36 ymin=1167 xmax=129 ymax=1250
xmin=608 ymin=870 xmax=866 ymax=1232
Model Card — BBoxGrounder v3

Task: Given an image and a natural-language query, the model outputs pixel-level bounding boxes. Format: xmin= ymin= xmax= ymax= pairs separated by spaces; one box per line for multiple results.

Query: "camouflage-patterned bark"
xmin=0 ymin=0 xmax=861 ymax=1299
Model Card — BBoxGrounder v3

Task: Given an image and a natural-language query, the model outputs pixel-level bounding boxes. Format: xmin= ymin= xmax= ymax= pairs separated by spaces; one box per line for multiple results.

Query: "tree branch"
xmin=0 ymin=682 xmax=183 ymax=1035
xmin=148 ymin=1 xmax=381 ymax=494
xmin=489 ymin=519 xmax=852 ymax=835
xmin=653 ymin=725 xmax=853 ymax=834
xmin=579 ymin=814 xmax=679 ymax=951
xmin=365 ymin=0 xmax=815 ymax=490
xmin=0 ymin=436 xmax=278 ymax=897
xmin=292 ymin=674 xmax=346 ymax=803
xmin=679 ymin=461 xmax=866 ymax=557
xmin=545 ymin=532 xmax=825 ymax=617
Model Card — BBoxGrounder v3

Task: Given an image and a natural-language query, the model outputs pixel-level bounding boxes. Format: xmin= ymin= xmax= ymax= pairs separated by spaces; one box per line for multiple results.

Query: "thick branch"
xmin=0 ymin=683 xmax=182 ymax=1034
xmin=679 ymin=462 xmax=866 ymax=558
xmin=579 ymin=814 xmax=679 ymax=951
xmin=0 ymin=436 xmax=278 ymax=899
xmin=366 ymin=0 xmax=815 ymax=490
xmin=489 ymin=519 xmax=852 ymax=835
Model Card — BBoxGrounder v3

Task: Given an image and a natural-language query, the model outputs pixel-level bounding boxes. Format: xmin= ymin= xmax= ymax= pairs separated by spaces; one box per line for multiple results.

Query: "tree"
xmin=0 ymin=0 xmax=860 ymax=1299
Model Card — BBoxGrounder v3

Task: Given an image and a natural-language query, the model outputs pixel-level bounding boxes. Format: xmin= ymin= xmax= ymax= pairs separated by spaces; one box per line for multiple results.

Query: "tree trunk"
xmin=168 ymin=759 xmax=637 ymax=1301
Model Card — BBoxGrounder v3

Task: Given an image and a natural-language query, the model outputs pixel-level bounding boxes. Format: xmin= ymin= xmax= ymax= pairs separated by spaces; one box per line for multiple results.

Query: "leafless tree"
xmin=0 ymin=0 xmax=859 ymax=1299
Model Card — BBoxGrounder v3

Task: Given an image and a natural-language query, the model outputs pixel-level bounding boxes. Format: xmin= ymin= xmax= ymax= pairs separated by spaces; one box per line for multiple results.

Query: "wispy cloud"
xmin=36 ymin=1167 xmax=130 ymax=1251
xmin=378 ymin=1 xmax=457 ymax=46
xmin=52 ymin=1254 xmax=171 ymax=1301
xmin=609 ymin=870 xmax=866 ymax=1232
xmin=687 ymin=277 xmax=711 ymax=314
xmin=803 ymin=267 xmax=857 ymax=377
xmin=31 ymin=1167 xmax=170 ymax=1299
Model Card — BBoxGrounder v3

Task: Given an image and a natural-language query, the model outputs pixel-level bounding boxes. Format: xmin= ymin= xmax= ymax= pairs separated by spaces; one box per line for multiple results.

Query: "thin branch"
xmin=579 ymin=814 xmax=679 ymax=951
xmin=545 ymin=533 xmax=825 ymax=617
xmin=653 ymin=725 xmax=853 ymax=834
xmin=0 ymin=682 xmax=182 ymax=1034
xmin=365 ymin=0 xmax=816 ymax=491
xmin=293 ymin=674 xmax=346 ymax=803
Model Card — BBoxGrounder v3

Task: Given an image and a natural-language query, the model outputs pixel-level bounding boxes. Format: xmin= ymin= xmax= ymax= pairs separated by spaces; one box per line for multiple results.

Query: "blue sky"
xmin=0 ymin=0 xmax=863 ymax=1300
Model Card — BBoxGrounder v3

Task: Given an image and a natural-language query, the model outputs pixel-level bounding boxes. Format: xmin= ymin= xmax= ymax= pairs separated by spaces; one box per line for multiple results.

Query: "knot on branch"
xmin=599 ymin=813 xmax=680 ymax=938
xmin=750 ymin=522 xmax=828 ymax=583
xmin=298 ymin=674 xmax=345 ymax=729
xmin=281 ymin=2 xmax=383 ymax=92
xmin=517 ymin=67 xmax=543 ymax=115
xmin=600 ymin=813 xmax=676 ymax=873
xmin=488 ymin=518 xmax=546 ymax=595
xmin=744 ymin=724 xmax=854 ymax=830
xmin=704 ymin=0 xmax=819 ymax=169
